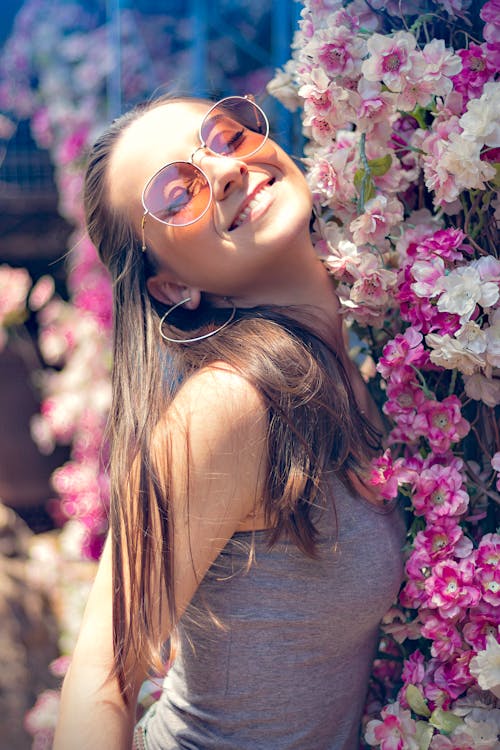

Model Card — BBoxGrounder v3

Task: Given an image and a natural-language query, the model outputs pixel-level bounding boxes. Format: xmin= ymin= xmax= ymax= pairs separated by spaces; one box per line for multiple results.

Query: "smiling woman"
xmin=53 ymin=94 xmax=406 ymax=750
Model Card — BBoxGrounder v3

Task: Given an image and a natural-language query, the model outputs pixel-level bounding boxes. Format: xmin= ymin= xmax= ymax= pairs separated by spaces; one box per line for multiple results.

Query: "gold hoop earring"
xmin=141 ymin=212 xmax=147 ymax=252
xmin=159 ymin=297 xmax=237 ymax=344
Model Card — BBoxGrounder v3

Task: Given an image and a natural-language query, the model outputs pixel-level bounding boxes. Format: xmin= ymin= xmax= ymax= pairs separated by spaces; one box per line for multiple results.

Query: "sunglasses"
xmin=141 ymin=95 xmax=269 ymax=230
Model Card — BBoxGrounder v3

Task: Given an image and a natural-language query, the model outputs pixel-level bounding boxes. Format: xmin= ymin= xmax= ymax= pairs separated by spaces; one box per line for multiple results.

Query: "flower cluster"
xmin=269 ymin=0 xmax=499 ymax=746
xmin=0 ymin=264 xmax=32 ymax=348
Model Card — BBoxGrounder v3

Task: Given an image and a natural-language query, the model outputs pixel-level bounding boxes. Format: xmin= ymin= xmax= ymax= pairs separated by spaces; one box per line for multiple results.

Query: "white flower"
xmin=464 ymin=373 xmax=500 ymax=407
xmin=456 ymin=321 xmax=488 ymax=354
xmin=437 ymin=266 xmax=500 ymax=323
xmin=441 ymin=132 xmax=496 ymax=191
xmin=461 ymin=715 xmax=500 ymax=749
xmin=469 ymin=635 xmax=500 ymax=699
xmin=460 ymin=81 xmax=500 ymax=148
xmin=426 ymin=332 xmax=485 ymax=375
xmin=266 ymin=61 xmax=300 ymax=112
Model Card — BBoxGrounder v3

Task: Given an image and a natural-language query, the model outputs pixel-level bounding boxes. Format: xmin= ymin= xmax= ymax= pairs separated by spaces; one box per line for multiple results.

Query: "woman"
xmin=54 ymin=94 xmax=405 ymax=750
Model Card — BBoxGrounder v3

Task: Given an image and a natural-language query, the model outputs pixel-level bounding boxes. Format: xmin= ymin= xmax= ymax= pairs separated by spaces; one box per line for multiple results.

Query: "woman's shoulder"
xmin=168 ymin=361 xmax=267 ymax=428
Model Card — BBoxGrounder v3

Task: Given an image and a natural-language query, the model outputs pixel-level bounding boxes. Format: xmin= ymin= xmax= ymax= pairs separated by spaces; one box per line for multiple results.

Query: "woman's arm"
xmin=54 ymin=365 xmax=268 ymax=750
xmin=53 ymin=535 xmax=145 ymax=750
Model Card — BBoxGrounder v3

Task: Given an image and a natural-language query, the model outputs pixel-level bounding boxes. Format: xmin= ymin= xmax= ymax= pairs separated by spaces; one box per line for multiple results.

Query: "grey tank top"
xmin=143 ymin=477 xmax=406 ymax=750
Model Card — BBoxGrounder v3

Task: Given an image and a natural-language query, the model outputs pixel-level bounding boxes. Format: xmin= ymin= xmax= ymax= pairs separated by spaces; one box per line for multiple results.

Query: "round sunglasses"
xmin=141 ymin=95 xmax=269 ymax=229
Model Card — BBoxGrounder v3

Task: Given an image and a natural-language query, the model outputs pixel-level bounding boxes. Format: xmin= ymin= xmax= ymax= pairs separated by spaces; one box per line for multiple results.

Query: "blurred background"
xmin=0 ymin=2 xmax=301 ymax=746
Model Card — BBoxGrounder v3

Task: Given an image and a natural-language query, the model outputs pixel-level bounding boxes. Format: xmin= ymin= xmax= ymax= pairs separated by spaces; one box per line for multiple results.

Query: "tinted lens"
xmin=143 ymin=162 xmax=211 ymax=226
xmin=200 ymin=97 xmax=268 ymax=159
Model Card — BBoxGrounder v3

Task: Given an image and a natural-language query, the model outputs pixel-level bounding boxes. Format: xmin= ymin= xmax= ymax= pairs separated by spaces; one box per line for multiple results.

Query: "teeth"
xmin=232 ymin=183 xmax=271 ymax=229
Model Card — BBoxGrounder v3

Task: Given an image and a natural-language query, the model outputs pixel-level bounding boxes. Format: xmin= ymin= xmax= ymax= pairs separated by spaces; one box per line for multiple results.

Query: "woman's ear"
xmin=146 ymin=275 xmax=201 ymax=310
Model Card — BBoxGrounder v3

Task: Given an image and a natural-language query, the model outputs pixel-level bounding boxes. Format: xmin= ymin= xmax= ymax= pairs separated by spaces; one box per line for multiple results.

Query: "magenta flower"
xmin=476 ymin=565 xmax=500 ymax=607
xmin=409 ymin=228 xmax=468 ymax=263
xmin=400 ymin=577 xmax=429 ymax=610
xmin=384 ymin=377 xmax=427 ymax=419
xmin=377 ymin=327 xmax=426 ymax=379
xmin=451 ymin=44 xmax=496 ymax=102
xmin=463 ymin=601 xmax=500 ymax=651
xmin=401 ymin=649 xmax=426 ymax=686
xmin=370 ymin=449 xmax=400 ymax=499
xmin=411 ymin=462 xmax=469 ymax=520
xmin=425 ymin=559 xmax=481 ymax=619
xmin=412 ymin=396 xmax=470 ymax=454
xmin=397 ymin=264 xmax=461 ymax=335
xmin=433 ymin=649 xmax=475 ymax=700
xmin=420 ymin=613 xmax=464 ymax=660
xmin=413 ymin=516 xmax=472 ymax=559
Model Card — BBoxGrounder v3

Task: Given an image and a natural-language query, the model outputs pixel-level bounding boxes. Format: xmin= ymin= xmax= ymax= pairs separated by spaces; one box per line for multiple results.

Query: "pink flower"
xmin=410 ymin=228 xmax=468 ymax=263
xmin=357 ymin=79 xmax=397 ymax=133
xmin=305 ymin=114 xmax=336 ymax=144
xmin=73 ymin=279 xmax=113 ymax=329
xmin=377 ymin=327 xmax=426 ymax=379
xmin=57 ymin=124 xmax=90 ymax=165
xmin=24 ymin=689 xmax=59 ymax=740
xmin=344 ymin=266 xmax=397 ymax=324
xmin=362 ymin=31 xmax=417 ymax=92
xmin=425 ymin=559 xmax=481 ymax=619
xmin=29 ymin=275 xmax=55 ymax=311
xmin=451 ymin=44 xmax=496 ymax=102
xmin=463 ymin=601 xmax=500 ymax=651
xmin=420 ymin=116 xmax=463 ymax=205
xmin=365 ymin=701 xmax=419 ymax=750
xmin=475 ymin=566 xmax=500 ymax=608
xmin=350 ymin=195 xmax=404 ymax=246
xmin=410 ymin=255 xmax=446 ymax=299
xmin=401 ymin=650 xmax=426 ymax=686
xmin=384 ymin=376 xmax=427 ymax=419
xmin=311 ymin=26 xmax=364 ymax=78
xmin=370 ymin=449 xmax=400 ymax=499
xmin=420 ymin=613 xmax=464 ymax=660
xmin=397 ymin=65 xmax=435 ymax=110
xmin=421 ymin=39 xmax=462 ymax=96
xmin=475 ymin=533 xmax=500 ymax=570
xmin=411 ymin=462 xmax=470 ymax=520
xmin=412 ymin=396 xmax=470 ymax=454
xmin=433 ymin=649 xmax=475 ymax=700
xmin=412 ymin=517 xmax=473 ymax=560
xmin=0 ymin=264 xmax=31 ymax=327
xmin=400 ymin=577 xmax=429 ymax=610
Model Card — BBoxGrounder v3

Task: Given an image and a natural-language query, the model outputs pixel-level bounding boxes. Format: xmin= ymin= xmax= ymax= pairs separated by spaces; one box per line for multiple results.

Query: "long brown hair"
xmin=83 ymin=96 xmax=381 ymax=700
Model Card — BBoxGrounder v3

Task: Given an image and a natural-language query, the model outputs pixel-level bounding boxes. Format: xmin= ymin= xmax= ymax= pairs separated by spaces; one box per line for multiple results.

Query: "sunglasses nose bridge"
xmin=190 ymin=144 xmax=207 ymax=164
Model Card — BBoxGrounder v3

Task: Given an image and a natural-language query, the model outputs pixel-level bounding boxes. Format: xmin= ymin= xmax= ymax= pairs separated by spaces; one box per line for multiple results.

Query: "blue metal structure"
xmin=105 ymin=0 xmax=301 ymax=152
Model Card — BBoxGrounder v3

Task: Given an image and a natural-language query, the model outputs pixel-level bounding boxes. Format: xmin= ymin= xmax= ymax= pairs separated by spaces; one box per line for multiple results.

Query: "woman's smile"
xmin=228 ymin=176 xmax=276 ymax=231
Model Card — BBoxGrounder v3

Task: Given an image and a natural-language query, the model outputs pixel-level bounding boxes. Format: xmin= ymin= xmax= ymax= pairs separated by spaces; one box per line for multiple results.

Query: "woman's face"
xmin=107 ymin=99 xmax=313 ymax=305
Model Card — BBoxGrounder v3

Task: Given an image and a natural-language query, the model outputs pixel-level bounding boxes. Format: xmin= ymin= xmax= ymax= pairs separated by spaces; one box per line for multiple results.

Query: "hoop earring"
xmin=141 ymin=212 xmax=147 ymax=252
xmin=159 ymin=297 xmax=237 ymax=344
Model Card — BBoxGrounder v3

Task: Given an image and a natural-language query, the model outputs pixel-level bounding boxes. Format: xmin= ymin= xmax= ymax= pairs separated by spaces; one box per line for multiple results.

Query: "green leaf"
xmin=415 ymin=721 xmax=434 ymax=750
xmin=367 ymin=154 xmax=392 ymax=177
xmin=490 ymin=163 xmax=500 ymax=189
xmin=406 ymin=685 xmax=431 ymax=717
xmin=429 ymin=708 xmax=464 ymax=735
xmin=354 ymin=168 xmax=376 ymax=202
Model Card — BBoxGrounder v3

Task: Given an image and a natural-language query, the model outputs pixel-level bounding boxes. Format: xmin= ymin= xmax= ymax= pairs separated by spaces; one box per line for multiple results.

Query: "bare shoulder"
xmin=154 ymin=362 xmax=269 ymax=541
xmin=166 ymin=361 xmax=268 ymax=438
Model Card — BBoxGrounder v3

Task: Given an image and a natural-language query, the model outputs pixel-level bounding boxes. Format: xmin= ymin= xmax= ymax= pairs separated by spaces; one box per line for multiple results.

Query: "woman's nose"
xmin=195 ymin=153 xmax=248 ymax=201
